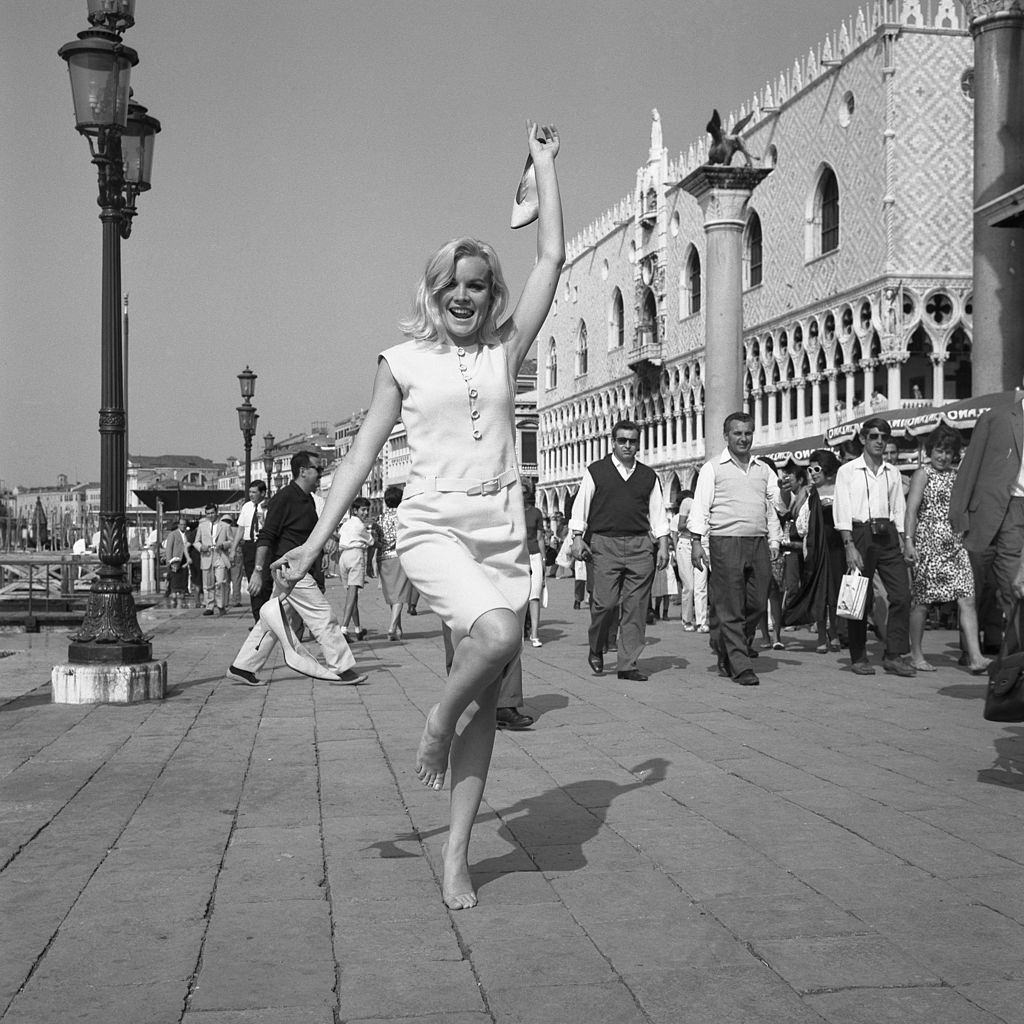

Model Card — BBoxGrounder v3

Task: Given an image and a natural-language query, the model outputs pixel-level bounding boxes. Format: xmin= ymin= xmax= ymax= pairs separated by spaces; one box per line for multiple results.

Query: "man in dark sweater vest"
xmin=570 ymin=420 xmax=670 ymax=680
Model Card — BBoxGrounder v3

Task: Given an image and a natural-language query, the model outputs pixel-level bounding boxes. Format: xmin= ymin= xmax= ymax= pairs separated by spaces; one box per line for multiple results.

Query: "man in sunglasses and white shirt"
xmin=833 ymin=417 xmax=916 ymax=677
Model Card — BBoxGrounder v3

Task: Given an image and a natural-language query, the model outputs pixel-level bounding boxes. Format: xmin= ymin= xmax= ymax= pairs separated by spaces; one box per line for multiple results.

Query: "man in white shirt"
xmin=833 ymin=417 xmax=916 ymax=676
xmin=570 ymin=419 xmax=669 ymax=681
xmin=688 ymin=411 xmax=781 ymax=687
xmin=233 ymin=481 xmax=270 ymax=621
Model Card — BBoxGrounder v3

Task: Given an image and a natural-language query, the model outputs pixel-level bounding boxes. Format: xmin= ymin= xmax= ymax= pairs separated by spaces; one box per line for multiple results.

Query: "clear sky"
xmin=1 ymin=0 xmax=860 ymax=489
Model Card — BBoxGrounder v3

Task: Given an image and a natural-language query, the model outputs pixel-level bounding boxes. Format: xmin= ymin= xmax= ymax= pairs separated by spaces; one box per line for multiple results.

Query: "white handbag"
xmin=836 ymin=571 xmax=869 ymax=620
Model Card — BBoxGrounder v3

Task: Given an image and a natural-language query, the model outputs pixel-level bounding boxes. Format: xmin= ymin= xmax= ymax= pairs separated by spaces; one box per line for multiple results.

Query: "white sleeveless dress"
xmin=379 ymin=336 xmax=529 ymax=644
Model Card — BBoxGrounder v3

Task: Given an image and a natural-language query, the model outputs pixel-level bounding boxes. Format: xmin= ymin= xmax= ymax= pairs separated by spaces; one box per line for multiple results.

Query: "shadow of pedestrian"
xmin=978 ymin=725 xmax=1024 ymax=791
xmin=364 ymin=758 xmax=670 ymax=882
xmin=524 ymin=692 xmax=569 ymax=721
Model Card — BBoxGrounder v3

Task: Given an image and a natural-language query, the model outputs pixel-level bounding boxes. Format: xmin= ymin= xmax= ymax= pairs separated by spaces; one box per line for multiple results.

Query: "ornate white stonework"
xmin=537 ymin=3 xmax=974 ymax=516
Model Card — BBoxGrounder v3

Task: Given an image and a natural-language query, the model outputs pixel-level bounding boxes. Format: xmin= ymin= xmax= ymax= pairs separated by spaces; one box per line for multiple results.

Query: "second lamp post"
xmin=237 ymin=366 xmax=258 ymax=491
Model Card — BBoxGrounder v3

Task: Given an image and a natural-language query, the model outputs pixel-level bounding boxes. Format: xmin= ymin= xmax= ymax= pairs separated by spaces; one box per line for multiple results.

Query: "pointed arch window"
xmin=575 ymin=320 xmax=589 ymax=377
xmin=744 ymin=211 xmax=763 ymax=288
xmin=685 ymin=247 xmax=702 ymax=315
xmin=609 ymin=288 xmax=624 ymax=348
xmin=819 ymin=168 xmax=839 ymax=254
xmin=545 ymin=337 xmax=557 ymax=390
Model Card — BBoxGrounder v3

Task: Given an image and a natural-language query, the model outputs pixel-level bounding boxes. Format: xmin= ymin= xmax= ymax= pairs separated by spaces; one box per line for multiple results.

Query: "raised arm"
xmin=500 ymin=122 xmax=565 ymax=377
xmin=272 ymin=359 xmax=402 ymax=584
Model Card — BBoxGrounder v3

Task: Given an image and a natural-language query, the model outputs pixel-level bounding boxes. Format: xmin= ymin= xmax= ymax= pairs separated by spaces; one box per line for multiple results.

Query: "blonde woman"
xmin=273 ymin=122 xmax=563 ymax=910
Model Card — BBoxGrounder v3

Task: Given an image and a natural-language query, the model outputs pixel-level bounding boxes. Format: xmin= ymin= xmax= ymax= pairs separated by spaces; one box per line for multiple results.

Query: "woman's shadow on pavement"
xmin=366 ymin=757 xmax=670 ymax=882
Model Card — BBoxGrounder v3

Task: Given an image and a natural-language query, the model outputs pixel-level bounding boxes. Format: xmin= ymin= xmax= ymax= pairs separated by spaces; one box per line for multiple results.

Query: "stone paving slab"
xmin=2 ymin=580 xmax=1024 ymax=1023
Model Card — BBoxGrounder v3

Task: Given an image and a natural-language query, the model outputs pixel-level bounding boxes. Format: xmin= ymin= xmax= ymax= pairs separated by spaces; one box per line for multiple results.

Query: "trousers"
xmin=588 ymin=534 xmax=656 ymax=672
xmin=708 ymin=535 xmax=770 ymax=677
xmin=233 ymin=575 xmax=355 ymax=674
xmin=847 ymin=521 xmax=910 ymax=663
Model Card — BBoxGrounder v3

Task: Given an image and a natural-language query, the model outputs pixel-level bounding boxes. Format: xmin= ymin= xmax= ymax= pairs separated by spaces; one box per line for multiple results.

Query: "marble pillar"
xmin=965 ymin=0 xmax=1024 ymax=392
xmin=681 ymin=165 xmax=772 ymax=455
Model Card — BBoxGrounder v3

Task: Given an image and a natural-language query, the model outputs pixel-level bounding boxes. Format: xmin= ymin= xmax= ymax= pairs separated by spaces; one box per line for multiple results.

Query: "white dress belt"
xmin=404 ymin=467 xmax=519 ymax=499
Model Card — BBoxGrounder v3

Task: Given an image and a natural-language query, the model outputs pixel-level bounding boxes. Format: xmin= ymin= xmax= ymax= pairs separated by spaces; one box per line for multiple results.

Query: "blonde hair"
xmin=400 ymin=237 xmax=509 ymax=344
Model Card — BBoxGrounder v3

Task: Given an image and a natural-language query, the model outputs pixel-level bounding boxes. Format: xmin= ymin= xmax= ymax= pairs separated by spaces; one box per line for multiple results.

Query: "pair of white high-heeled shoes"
xmin=259 ymin=596 xmax=362 ymax=683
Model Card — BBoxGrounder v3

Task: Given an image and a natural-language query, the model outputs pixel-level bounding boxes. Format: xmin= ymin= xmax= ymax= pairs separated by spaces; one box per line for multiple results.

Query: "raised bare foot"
xmin=969 ymin=658 xmax=993 ymax=675
xmin=441 ymin=841 xmax=477 ymax=910
xmin=416 ymin=704 xmax=451 ymax=791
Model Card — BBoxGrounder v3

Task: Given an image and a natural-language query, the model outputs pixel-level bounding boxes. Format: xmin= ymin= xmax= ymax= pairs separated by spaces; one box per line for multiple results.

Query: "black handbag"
xmin=984 ymin=601 xmax=1024 ymax=722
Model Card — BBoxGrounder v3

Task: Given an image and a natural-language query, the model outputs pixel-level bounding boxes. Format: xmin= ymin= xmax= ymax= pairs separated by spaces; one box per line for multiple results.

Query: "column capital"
xmin=679 ymin=165 xmax=773 ymax=226
xmin=963 ymin=0 xmax=1024 ymax=27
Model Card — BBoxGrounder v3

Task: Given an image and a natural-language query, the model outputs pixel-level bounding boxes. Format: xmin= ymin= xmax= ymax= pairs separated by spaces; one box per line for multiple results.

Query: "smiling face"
xmin=438 ymin=255 xmax=492 ymax=341
xmin=724 ymin=418 xmax=754 ymax=459
xmin=929 ymin=443 xmax=956 ymax=472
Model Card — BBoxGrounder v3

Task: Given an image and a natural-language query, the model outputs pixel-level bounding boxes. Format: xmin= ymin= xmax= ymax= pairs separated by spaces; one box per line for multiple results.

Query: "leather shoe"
xmin=882 ymin=656 xmax=916 ymax=677
xmin=734 ymin=669 xmax=760 ymax=686
xmin=227 ymin=664 xmax=265 ymax=686
xmin=617 ymin=670 xmax=648 ymax=681
xmin=496 ymin=707 xmax=533 ymax=730
xmin=587 ymin=651 xmax=604 ymax=675
xmin=851 ymin=660 xmax=876 ymax=675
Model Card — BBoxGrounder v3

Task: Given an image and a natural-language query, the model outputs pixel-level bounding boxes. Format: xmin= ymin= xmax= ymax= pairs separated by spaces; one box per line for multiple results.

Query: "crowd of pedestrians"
xmin=548 ymin=405 xmax=1023 ymax=690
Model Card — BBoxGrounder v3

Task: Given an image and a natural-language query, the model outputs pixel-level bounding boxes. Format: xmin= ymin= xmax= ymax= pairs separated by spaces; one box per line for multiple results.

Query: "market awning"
xmin=132 ymin=489 xmax=245 ymax=512
xmin=752 ymin=433 xmax=827 ymax=466
xmin=824 ymin=391 xmax=1022 ymax=445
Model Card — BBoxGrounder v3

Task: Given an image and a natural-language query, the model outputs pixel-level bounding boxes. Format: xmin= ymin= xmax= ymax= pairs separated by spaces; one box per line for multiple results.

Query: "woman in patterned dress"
xmin=904 ymin=424 xmax=990 ymax=674
xmin=273 ymin=122 xmax=563 ymax=910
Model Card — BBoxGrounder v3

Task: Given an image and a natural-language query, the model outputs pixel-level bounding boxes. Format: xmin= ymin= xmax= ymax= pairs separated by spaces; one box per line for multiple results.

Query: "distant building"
xmin=536 ymin=1 xmax=973 ymax=515
xmin=127 ymin=454 xmax=227 ymax=514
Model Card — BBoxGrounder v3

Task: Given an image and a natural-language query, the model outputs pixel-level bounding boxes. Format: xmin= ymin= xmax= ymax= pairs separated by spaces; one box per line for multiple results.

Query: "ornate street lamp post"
xmin=53 ymin=0 xmax=166 ymax=703
xmin=262 ymin=432 xmax=276 ymax=495
xmin=236 ymin=366 xmax=258 ymax=491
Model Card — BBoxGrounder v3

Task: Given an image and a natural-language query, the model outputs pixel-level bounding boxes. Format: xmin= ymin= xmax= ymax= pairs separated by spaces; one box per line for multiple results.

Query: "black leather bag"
xmin=984 ymin=602 xmax=1024 ymax=722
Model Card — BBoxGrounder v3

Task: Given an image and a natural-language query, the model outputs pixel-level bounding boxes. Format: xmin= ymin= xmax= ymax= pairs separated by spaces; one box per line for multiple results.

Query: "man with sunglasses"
xmin=228 ymin=450 xmax=363 ymax=686
xmin=570 ymin=419 xmax=670 ymax=681
xmin=833 ymin=418 xmax=916 ymax=676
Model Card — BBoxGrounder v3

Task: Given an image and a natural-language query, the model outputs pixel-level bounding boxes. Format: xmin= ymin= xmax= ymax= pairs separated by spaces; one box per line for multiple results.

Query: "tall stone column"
xmin=964 ymin=0 xmax=1024 ymax=392
xmin=681 ymin=166 xmax=772 ymax=454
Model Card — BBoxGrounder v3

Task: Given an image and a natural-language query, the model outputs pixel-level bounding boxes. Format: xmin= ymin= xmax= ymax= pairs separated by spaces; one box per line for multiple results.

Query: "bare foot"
xmin=416 ymin=704 xmax=451 ymax=790
xmin=969 ymin=658 xmax=992 ymax=675
xmin=910 ymin=659 xmax=936 ymax=672
xmin=440 ymin=841 xmax=477 ymax=910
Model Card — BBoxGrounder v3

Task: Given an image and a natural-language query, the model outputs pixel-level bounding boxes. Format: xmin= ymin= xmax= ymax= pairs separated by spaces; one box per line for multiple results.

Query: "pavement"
xmin=1 ymin=578 xmax=1023 ymax=1024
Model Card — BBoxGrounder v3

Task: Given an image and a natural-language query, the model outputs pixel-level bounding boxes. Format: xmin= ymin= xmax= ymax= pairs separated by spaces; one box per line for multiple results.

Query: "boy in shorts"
xmin=338 ymin=498 xmax=372 ymax=639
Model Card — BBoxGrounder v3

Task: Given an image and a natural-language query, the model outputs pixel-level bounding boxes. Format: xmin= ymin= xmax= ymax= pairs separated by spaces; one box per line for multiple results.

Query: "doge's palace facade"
xmin=536 ymin=0 xmax=974 ymax=518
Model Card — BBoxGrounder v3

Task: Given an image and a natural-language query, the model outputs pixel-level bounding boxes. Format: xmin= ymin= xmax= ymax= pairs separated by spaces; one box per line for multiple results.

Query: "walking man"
xmin=195 ymin=503 xmax=232 ymax=616
xmin=833 ymin=417 xmax=916 ymax=676
xmin=688 ymin=411 xmax=780 ymax=687
xmin=228 ymin=451 xmax=363 ymax=687
xmin=570 ymin=419 xmax=669 ymax=681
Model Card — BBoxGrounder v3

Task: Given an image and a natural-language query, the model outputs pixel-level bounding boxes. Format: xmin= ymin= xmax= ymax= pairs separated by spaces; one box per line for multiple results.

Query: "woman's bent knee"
xmin=470 ymin=609 xmax=521 ymax=661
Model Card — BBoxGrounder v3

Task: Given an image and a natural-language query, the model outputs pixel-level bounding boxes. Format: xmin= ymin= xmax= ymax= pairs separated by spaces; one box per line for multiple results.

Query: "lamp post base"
xmin=51 ymin=659 xmax=167 ymax=705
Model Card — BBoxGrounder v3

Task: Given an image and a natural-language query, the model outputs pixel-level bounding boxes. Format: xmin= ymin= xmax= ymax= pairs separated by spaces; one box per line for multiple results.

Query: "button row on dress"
xmin=456 ymin=346 xmax=483 ymax=442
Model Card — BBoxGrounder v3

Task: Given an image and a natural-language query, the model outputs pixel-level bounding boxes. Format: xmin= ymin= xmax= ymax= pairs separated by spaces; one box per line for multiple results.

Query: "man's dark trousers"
xmin=708 ymin=535 xmax=770 ymax=678
xmin=241 ymin=541 xmax=273 ymax=622
xmin=847 ymin=521 xmax=910 ymax=663
xmin=588 ymin=534 xmax=656 ymax=672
